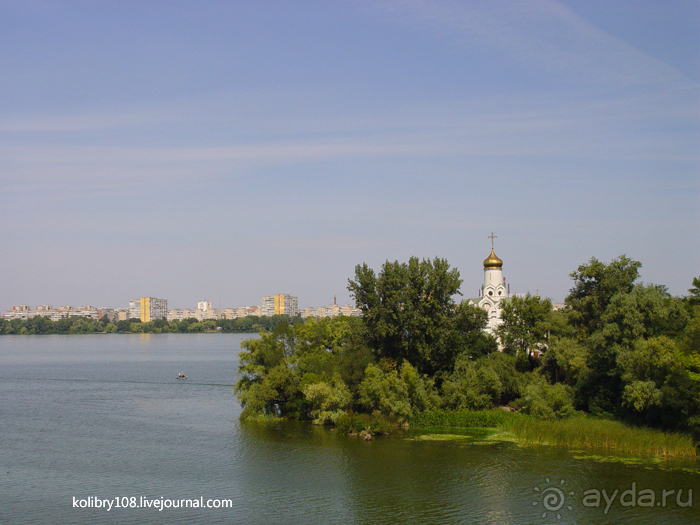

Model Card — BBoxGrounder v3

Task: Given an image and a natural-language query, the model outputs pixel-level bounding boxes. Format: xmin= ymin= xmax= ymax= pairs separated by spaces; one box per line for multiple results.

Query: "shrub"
xmin=358 ymin=362 xmax=439 ymax=420
xmin=359 ymin=364 xmax=411 ymax=419
xmin=514 ymin=376 xmax=575 ymax=419
xmin=335 ymin=412 xmax=391 ymax=435
xmin=442 ymin=355 xmax=502 ymax=410
xmin=303 ymin=375 xmax=352 ymax=425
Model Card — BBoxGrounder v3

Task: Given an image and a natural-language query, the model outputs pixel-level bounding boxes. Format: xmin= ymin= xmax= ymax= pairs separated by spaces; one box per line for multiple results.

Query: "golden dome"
xmin=483 ymin=248 xmax=503 ymax=269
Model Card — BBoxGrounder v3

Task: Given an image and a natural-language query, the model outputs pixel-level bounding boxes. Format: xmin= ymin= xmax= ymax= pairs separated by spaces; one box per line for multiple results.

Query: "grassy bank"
xmin=501 ymin=416 xmax=697 ymax=458
xmin=410 ymin=410 xmax=697 ymax=458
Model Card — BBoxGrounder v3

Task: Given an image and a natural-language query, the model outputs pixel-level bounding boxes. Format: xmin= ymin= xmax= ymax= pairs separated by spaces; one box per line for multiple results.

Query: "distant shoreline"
xmin=0 ymin=314 xmax=301 ymax=335
xmin=4 ymin=331 xmax=260 ymax=335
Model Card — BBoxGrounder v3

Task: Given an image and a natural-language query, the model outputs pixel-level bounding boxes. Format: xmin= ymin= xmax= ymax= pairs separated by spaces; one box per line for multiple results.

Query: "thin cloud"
xmin=2 ymin=88 xmax=696 ymax=184
xmin=368 ymin=0 xmax=695 ymax=88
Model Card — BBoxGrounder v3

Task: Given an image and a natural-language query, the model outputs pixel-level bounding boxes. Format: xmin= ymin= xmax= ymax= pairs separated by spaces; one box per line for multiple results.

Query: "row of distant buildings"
xmin=166 ymin=295 xmax=361 ymax=322
xmin=2 ymin=294 xmax=361 ymax=323
xmin=1 ymin=298 xmax=171 ymax=323
xmin=1 ymin=304 xmax=107 ymax=322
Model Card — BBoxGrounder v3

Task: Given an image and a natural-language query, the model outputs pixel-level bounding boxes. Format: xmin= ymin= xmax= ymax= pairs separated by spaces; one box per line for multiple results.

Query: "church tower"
xmin=477 ymin=233 xmax=507 ymax=336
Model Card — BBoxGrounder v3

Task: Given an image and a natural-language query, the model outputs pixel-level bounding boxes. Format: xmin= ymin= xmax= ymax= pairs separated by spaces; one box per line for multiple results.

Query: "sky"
xmin=1 ymin=0 xmax=698 ymax=311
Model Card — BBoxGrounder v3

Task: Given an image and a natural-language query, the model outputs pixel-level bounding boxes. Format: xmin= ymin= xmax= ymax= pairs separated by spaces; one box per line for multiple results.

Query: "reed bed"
xmin=411 ymin=410 xmax=697 ymax=457
xmin=500 ymin=416 xmax=697 ymax=458
xmin=410 ymin=409 xmax=519 ymax=429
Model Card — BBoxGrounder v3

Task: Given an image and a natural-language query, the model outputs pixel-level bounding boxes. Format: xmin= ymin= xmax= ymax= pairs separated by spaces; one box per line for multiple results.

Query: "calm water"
xmin=0 ymin=334 xmax=698 ymax=524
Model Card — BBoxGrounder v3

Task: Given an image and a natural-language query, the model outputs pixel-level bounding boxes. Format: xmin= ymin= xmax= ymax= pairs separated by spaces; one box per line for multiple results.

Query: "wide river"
xmin=0 ymin=334 xmax=698 ymax=524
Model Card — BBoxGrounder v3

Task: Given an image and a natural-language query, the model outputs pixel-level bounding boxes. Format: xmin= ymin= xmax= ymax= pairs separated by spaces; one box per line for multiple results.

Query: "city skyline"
xmin=2 ymin=293 xmax=362 ymax=322
xmin=1 ymin=1 xmax=698 ymax=309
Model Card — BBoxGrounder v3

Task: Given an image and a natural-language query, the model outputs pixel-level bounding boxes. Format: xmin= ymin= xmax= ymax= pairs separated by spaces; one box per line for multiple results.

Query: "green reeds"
xmin=500 ymin=416 xmax=697 ymax=458
xmin=410 ymin=409 xmax=519 ymax=429
xmin=411 ymin=410 xmax=697 ymax=457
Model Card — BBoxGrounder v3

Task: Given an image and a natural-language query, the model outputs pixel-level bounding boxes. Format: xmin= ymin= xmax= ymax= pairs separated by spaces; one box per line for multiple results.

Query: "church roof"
xmin=483 ymin=248 xmax=503 ymax=269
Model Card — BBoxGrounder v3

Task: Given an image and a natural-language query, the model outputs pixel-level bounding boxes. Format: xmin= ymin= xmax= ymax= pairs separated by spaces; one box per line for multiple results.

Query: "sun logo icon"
xmin=533 ymin=478 xmax=575 ymax=519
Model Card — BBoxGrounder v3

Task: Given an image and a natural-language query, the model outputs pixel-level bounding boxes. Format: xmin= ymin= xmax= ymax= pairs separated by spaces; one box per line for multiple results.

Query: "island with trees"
xmin=235 ymin=256 xmax=700 ymax=457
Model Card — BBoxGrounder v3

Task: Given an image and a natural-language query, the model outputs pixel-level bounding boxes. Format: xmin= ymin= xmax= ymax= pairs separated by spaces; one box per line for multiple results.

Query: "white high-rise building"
xmin=260 ymin=296 xmax=275 ymax=317
xmin=197 ymin=300 xmax=211 ymax=311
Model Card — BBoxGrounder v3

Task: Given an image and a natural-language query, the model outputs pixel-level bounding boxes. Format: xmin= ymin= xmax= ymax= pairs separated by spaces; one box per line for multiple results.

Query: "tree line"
xmin=0 ymin=314 xmax=303 ymax=335
xmin=235 ymin=256 xmax=700 ymax=440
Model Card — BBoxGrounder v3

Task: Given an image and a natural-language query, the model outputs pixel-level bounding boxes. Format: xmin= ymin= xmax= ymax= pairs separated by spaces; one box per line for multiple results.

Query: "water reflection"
xmin=238 ymin=419 xmax=700 ymax=525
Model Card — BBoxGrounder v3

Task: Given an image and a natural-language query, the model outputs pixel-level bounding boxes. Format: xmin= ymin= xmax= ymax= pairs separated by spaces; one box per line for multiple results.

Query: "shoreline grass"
xmin=410 ymin=409 xmax=518 ymax=429
xmin=410 ymin=410 xmax=697 ymax=458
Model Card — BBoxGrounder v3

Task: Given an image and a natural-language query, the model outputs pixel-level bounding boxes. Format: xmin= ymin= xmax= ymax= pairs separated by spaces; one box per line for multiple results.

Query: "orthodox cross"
xmin=488 ymin=232 xmax=497 ymax=249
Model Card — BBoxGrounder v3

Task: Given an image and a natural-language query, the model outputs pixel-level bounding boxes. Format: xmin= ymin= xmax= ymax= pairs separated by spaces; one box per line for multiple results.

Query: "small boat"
xmin=177 ymin=373 xmax=188 ymax=380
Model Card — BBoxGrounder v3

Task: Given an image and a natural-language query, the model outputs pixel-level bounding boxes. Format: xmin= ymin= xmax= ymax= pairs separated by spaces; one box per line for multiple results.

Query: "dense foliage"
xmin=235 ymin=255 xmax=700 ymax=446
xmin=0 ymin=315 xmax=115 ymax=335
xmin=348 ymin=256 xmax=496 ymax=376
xmin=235 ymin=258 xmax=494 ymax=424
xmin=0 ymin=314 xmax=301 ymax=335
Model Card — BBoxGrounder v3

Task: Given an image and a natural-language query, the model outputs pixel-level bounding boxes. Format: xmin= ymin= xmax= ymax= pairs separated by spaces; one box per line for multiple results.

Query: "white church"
xmin=468 ymin=234 xmax=509 ymax=337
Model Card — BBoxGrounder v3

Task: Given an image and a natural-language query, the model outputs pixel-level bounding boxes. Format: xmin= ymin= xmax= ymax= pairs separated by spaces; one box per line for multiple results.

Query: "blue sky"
xmin=1 ymin=0 xmax=698 ymax=310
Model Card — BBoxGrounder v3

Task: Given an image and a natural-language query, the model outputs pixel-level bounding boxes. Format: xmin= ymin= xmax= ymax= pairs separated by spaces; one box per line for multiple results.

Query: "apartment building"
xmin=261 ymin=294 xmax=299 ymax=317
xmin=2 ymin=304 xmax=102 ymax=322
xmin=129 ymin=297 xmax=168 ymax=322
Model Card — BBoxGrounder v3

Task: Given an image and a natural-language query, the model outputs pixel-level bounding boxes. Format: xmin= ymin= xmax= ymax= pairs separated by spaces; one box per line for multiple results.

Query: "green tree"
xmin=496 ymin=293 xmax=553 ymax=356
xmin=617 ymin=337 xmax=699 ymax=430
xmin=687 ymin=276 xmax=700 ymax=306
xmin=565 ymin=255 xmax=642 ymax=337
xmin=201 ymin=320 xmax=217 ymax=331
xmin=454 ymin=302 xmax=496 ymax=359
xmin=238 ymin=316 xmax=259 ymax=332
xmin=540 ymin=337 xmax=589 ymax=387
xmin=293 ymin=316 xmax=375 ymax=393
xmin=514 ymin=376 xmax=576 ymax=419
xmin=234 ymin=318 xmax=367 ymax=421
xmin=27 ymin=316 xmax=55 ymax=334
xmin=358 ymin=361 xmax=438 ymax=419
xmin=303 ymin=374 xmax=352 ymax=424
xmin=576 ymin=281 xmax=692 ymax=421
xmin=235 ymin=323 xmax=302 ymax=419
xmin=577 ymin=284 xmax=687 ymax=415
xmin=678 ymin=311 xmax=700 ymax=356
xmin=481 ymin=352 xmax=523 ymax=403
xmin=186 ymin=322 xmax=204 ymax=332
xmin=348 ymin=256 xmax=487 ymax=376
xmin=55 ymin=316 xmax=72 ymax=334
xmin=598 ymin=284 xmax=688 ymax=348
xmin=442 ymin=354 xmax=505 ymax=410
